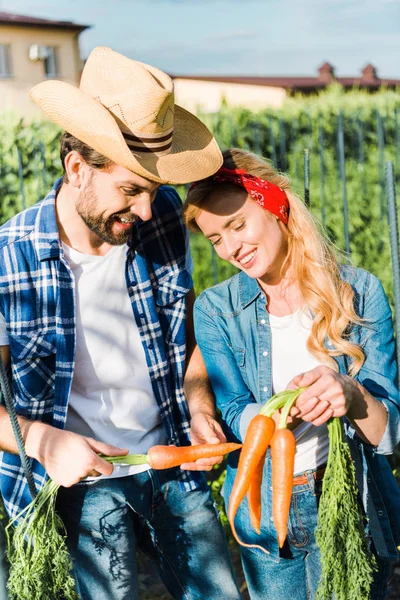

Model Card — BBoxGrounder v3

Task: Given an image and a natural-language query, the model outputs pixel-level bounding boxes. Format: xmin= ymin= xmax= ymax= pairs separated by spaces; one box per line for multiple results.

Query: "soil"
xmin=137 ymin=548 xmax=400 ymax=600
xmin=137 ymin=543 xmax=250 ymax=600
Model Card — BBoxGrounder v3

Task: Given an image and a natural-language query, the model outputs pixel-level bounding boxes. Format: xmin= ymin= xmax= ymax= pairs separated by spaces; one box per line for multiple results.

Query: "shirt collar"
xmin=238 ymin=270 xmax=262 ymax=308
xmin=35 ymin=178 xmax=63 ymax=261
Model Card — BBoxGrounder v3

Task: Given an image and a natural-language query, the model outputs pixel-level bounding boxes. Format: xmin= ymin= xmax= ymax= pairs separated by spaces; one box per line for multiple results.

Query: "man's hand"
xmin=180 ymin=412 xmax=227 ymax=471
xmin=25 ymin=422 xmax=128 ymax=487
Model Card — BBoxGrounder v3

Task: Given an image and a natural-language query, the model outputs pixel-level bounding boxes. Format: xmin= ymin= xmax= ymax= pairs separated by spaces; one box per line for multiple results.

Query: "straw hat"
xmin=30 ymin=46 xmax=222 ymax=184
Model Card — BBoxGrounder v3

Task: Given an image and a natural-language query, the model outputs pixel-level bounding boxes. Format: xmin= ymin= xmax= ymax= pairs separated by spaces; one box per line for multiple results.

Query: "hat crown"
xmin=80 ymin=46 xmax=174 ymax=136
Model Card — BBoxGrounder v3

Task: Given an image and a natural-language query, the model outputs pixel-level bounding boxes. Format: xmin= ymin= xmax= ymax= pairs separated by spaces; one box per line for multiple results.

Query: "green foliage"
xmin=0 ymin=115 xmax=61 ymax=225
xmin=315 ymin=418 xmax=376 ymax=600
xmin=6 ymin=479 xmax=77 ymax=600
xmin=190 ymin=85 xmax=400 ymax=304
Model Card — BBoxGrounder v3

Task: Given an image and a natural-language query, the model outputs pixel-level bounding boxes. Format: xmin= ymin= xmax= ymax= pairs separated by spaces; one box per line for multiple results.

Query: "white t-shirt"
xmin=62 ymin=242 xmax=167 ymax=478
xmin=269 ymin=309 xmax=330 ymax=474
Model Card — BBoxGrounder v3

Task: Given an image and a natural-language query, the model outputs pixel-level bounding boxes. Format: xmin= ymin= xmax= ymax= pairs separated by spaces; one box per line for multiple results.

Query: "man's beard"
xmin=76 ymin=179 xmax=135 ymax=246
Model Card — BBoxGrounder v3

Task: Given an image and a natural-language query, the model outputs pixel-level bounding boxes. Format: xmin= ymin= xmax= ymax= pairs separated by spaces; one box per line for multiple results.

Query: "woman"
xmin=184 ymin=148 xmax=400 ymax=600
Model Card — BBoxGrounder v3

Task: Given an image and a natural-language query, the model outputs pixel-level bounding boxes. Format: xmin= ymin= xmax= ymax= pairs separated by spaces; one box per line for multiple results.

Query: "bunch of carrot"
xmin=228 ymin=389 xmax=377 ymax=600
xmin=228 ymin=388 xmax=304 ymax=552
xmin=6 ymin=441 xmax=241 ymax=600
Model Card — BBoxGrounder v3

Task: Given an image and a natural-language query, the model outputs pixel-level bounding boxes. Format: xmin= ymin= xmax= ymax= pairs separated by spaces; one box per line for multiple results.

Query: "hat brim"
xmin=30 ymin=80 xmax=222 ymax=185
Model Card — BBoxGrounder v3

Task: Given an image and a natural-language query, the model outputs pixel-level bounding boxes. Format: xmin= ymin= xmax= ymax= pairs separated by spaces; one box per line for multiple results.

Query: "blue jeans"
xmin=56 ymin=469 xmax=242 ymax=600
xmin=224 ymin=462 xmax=391 ymax=600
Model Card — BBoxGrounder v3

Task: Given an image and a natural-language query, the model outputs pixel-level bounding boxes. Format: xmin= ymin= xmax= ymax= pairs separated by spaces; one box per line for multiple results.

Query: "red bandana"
xmin=210 ymin=167 xmax=290 ymax=224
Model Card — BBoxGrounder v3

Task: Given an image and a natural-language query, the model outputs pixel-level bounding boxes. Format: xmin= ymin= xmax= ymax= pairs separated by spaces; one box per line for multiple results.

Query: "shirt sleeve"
xmin=0 ymin=312 xmax=9 ymax=346
xmin=355 ymin=273 xmax=400 ymax=454
xmin=194 ymin=296 xmax=258 ymax=442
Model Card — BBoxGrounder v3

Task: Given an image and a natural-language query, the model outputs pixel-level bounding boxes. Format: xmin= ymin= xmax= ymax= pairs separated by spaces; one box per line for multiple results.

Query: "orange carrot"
xmin=228 ymin=415 xmax=275 ymax=550
xmin=147 ymin=442 xmax=242 ymax=469
xmin=270 ymin=428 xmax=296 ymax=547
xmin=247 ymin=452 xmax=267 ymax=534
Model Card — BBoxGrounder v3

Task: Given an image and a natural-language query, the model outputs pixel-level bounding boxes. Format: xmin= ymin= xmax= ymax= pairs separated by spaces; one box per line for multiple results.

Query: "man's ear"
xmin=64 ymin=151 xmax=86 ymax=187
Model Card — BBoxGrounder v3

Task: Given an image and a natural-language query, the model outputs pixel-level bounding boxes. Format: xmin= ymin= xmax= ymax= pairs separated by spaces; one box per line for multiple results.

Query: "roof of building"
xmin=172 ymin=63 xmax=400 ymax=90
xmin=0 ymin=11 xmax=90 ymax=32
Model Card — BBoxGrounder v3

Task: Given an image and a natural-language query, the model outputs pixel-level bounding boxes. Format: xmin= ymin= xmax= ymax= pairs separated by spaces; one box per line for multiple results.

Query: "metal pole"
xmin=385 ymin=161 xmax=400 ymax=389
xmin=253 ymin=121 xmax=261 ymax=155
xmin=303 ymin=148 xmax=310 ymax=208
xmin=376 ymin=111 xmax=386 ymax=221
xmin=395 ymin=108 xmax=400 ymax=175
xmin=269 ymin=117 xmax=278 ymax=169
xmin=279 ymin=118 xmax=287 ymax=172
xmin=290 ymin=120 xmax=300 ymax=186
xmin=337 ymin=112 xmax=350 ymax=257
xmin=356 ymin=117 xmax=367 ymax=199
xmin=230 ymin=113 xmax=236 ymax=148
xmin=318 ymin=122 xmax=327 ymax=228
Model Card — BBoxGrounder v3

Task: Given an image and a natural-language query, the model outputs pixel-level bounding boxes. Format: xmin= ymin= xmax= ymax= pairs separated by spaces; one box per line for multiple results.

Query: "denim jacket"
xmin=194 ymin=266 xmax=400 ymax=559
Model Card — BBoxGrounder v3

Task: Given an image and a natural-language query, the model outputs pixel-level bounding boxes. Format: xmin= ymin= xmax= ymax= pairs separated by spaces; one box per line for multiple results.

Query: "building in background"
xmin=0 ymin=12 xmax=89 ymax=117
xmin=173 ymin=62 xmax=400 ymax=113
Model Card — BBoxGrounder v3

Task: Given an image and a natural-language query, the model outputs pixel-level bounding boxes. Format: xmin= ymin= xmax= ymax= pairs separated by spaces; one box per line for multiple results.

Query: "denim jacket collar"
xmin=238 ymin=270 xmax=262 ymax=309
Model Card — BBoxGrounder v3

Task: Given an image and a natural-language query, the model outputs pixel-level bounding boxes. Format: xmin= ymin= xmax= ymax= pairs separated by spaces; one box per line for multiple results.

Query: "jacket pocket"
xmin=231 ymin=346 xmax=249 ymax=386
xmin=155 ymin=269 xmax=192 ymax=307
xmin=231 ymin=346 xmax=245 ymax=368
xmin=9 ymin=332 xmax=56 ymax=414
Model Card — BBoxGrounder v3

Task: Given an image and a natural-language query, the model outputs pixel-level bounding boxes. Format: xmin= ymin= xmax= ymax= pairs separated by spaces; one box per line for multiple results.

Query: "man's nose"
xmin=131 ymin=195 xmax=153 ymax=222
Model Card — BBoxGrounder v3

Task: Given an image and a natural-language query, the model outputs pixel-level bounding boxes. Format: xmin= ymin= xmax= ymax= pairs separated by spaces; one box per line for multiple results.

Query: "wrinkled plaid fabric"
xmin=0 ymin=180 xmax=199 ymax=519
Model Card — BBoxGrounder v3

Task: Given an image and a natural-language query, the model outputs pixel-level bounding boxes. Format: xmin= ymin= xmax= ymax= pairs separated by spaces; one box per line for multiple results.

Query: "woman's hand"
xmin=286 ymin=365 xmax=363 ymax=427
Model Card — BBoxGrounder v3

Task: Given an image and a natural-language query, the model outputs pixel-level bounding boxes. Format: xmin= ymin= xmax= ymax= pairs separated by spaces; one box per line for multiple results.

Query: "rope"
xmin=0 ymin=354 xmax=37 ymax=500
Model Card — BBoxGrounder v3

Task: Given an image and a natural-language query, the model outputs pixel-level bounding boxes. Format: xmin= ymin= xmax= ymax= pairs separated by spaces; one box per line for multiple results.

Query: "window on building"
xmin=44 ymin=46 xmax=58 ymax=77
xmin=0 ymin=45 xmax=12 ymax=78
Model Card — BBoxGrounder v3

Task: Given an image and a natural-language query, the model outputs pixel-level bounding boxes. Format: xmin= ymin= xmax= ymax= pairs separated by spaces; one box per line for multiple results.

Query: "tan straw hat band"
xmin=124 ymin=136 xmax=173 ymax=154
xmin=122 ymin=130 xmax=173 ymax=144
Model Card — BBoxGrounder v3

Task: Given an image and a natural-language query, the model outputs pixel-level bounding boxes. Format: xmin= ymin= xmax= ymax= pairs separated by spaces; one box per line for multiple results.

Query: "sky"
xmin=0 ymin=0 xmax=399 ymax=79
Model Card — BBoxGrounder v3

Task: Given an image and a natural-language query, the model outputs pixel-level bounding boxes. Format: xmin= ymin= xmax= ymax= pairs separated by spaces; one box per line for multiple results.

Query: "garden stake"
xmin=16 ymin=146 xmax=26 ymax=211
xmin=318 ymin=120 xmax=327 ymax=228
xmin=269 ymin=117 xmax=278 ymax=169
xmin=356 ymin=116 xmax=367 ymax=198
xmin=385 ymin=161 xmax=400 ymax=389
xmin=376 ymin=110 xmax=386 ymax=221
xmin=337 ymin=112 xmax=350 ymax=257
xmin=303 ymin=148 xmax=310 ymax=207
xmin=279 ymin=117 xmax=287 ymax=172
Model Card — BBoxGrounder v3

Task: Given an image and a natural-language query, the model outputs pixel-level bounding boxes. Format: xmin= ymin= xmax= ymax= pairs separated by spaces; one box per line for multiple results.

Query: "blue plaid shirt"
xmin=0 ymin=180 xmax=200 ymax=519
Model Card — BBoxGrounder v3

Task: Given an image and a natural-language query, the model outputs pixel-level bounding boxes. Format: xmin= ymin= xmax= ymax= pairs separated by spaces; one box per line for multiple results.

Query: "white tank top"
xmin=269 ymin=309 xmax=330 ymax=474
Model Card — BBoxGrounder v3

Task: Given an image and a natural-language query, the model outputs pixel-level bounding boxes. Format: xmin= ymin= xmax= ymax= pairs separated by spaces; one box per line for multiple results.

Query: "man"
xmin=0 ymin=47 xmax=242 ymax=600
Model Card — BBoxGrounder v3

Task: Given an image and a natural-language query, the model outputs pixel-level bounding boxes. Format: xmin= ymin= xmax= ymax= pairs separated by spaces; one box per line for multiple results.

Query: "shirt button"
xmin=378 ymin=510 xmax=384 ymax=517
xmin=132 ymin=281 xmax=137 ymax=286
xmin=147 ymin=343 xmax=154 ymax=350
xmin=139 ymin=313 xmax=145 ymax=319
xmin=173 ymin=290 xmax=179 ymax=296
xmin=260 ymin=319 xmax=266 ymax=325
xmin=263 ymin=387 xmax=268 ymax=393
xmin=262 ymin=351 xmax=268 ymax=357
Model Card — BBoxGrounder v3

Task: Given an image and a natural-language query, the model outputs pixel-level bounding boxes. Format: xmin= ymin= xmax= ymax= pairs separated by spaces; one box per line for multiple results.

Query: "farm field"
xmin=1 ymin=84 xmax=400 ymax=598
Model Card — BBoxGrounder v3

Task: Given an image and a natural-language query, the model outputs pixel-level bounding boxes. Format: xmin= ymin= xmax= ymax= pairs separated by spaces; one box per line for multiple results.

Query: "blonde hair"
xmin=184 ymin=148 xmax=364 ymax=376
